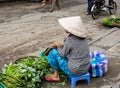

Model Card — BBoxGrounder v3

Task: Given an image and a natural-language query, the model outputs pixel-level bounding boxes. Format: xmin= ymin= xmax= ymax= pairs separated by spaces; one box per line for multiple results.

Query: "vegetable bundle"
xmin=103 ymin=15 xmax=120 ymax=27
xmin=0 ymin=56 xmax=68 ymax=88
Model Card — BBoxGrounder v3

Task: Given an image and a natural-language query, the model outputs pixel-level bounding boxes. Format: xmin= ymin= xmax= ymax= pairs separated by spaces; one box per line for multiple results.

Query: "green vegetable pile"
xmin=0 ymin=56 xmax=68 ymax=88
xmin=103 ymin=15 xmax=120 ymax=27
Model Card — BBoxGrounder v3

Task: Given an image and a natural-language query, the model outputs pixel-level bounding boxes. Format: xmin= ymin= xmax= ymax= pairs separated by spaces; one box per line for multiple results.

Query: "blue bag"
xmin=89 ymin=51 xmax=108 ymax=77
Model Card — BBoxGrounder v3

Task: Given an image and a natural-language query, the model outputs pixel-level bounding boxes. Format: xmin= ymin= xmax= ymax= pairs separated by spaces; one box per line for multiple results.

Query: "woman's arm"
xmin=51 ymin=42 xmax=64 ymax=48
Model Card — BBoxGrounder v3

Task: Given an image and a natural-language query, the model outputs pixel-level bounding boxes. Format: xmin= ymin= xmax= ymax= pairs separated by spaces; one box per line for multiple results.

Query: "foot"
xmin=86 ymin=13 xmax=90 ymax=15
xmin=44 ymin=75 xmax=60 ymax=82
xmin=40 ymin=3 xmax=46 ymax=7
xmin=57 ymin=8 xmax=60 ymax=10
xmin=49 ymin=9 xmax=53 ymax=12
xmin=86 ymin=12 xmax=91 ymax=15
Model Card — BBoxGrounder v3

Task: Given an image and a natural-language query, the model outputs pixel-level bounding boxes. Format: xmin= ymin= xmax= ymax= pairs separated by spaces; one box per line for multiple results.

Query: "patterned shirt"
xmin=58 ymin=35 xmax=90 ymax=75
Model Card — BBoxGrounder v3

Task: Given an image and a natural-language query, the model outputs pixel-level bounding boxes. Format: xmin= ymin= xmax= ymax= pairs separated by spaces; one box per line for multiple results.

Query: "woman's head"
xmin=58 ymin=16 xmax=87 ymax=38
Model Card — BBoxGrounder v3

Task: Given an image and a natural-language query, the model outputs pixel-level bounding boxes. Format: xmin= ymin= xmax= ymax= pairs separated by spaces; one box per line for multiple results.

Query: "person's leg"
xmin=45 ymin=48 xmax=74 ymax=81
xmin=45 ymin=49 xmax=61 ymax=81
xmin=46 ymin=49 xmax=60 ymax=70
xmin=40 ymin=0 xmax=46 ymax=6
xmin=48 ymin=0 xmax=52 ymax=4
xmin=87 ymin=0 xmax=89 ymax=14
xmin=109 ymin=0 xmax=113 ymax=5
xmin=42 ymin=0 xmax=46 ymax=3
xmin=56 ymin=54 xmax=74 ymax=77
xmin=49 ymin=0 xmax=56 ymax=12
xmin=87 ymin=0 xmax=91 ymax=14
xmin=87 ymin=0 xmax=94 ymax=15
xmin=50 ymin=49 xmax=74 ymax=77
xmin=55 ymin=0 xmax=60 ymax=10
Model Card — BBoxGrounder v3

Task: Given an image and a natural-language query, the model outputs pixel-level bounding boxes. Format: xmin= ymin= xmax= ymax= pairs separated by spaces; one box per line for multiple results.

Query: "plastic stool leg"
xmin=86 ymin=77 xmax=90 ymax=85
xmin=71 ymin=78 xmax=77 ymax=88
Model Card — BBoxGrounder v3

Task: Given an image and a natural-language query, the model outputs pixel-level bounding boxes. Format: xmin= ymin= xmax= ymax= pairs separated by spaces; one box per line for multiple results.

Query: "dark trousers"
xmin=50 ymin=0 xmax=60 ymax=10
xmin=87 ymin=0 xmax=94 ymax=14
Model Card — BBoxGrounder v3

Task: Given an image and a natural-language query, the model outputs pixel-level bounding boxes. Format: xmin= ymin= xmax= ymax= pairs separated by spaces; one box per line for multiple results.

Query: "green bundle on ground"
xmin=0 ymin=56 xmax=68 ymax=88
xmin=103 ymin=15 xmax=120 ymax=27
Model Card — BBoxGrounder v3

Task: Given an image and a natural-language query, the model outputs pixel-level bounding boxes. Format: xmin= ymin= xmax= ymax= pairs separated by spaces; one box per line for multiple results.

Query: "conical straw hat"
xmin=58 ymin=16 xmax=86 ymax=38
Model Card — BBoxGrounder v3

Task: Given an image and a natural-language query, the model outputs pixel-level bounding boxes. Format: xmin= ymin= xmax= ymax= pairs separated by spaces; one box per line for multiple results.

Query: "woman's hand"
xmin=51 ymin=42 xmax=63 ymax=48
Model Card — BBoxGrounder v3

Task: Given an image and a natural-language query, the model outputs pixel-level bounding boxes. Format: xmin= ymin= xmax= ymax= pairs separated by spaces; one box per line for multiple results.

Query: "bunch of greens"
xmin=0 ymin=56 xmax=68 ymax=88
xmin=103 ymin=15 xmax=120 ymax=27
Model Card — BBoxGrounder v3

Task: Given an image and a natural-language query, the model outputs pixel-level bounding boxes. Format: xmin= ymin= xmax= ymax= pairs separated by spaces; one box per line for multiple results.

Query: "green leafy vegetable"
xmin=103 ymin=15 xmax=120 ymax=27
xmin=0 ymin=56 xmax=68 ymax=88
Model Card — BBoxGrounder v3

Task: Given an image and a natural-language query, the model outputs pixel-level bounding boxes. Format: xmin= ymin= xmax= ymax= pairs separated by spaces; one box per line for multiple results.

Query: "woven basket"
xmin=14 ymin=56 xmax=40 ymax=64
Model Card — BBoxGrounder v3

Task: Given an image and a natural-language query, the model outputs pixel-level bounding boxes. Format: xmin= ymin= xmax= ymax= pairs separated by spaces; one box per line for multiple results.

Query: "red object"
xmin=44 ymin=76 xmax=60 ymax=82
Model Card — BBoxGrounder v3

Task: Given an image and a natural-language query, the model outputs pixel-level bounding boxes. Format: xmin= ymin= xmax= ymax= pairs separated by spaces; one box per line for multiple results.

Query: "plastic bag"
xmin=89 ymin=51 xmax=108 ymax=77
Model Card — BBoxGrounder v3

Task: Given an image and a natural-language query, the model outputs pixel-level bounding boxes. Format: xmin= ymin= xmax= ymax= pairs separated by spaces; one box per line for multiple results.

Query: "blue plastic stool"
xmin=69 ymin=72 xmax=90 ymax=88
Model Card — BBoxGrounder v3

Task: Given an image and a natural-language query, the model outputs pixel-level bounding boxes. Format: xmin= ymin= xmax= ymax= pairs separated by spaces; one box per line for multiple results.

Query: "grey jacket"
xmin=58 ymin=35 xmax=90 ymax=75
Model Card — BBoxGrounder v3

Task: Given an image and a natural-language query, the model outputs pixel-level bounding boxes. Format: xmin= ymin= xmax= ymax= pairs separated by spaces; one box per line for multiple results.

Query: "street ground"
xmin=0 ymin=0 xmax=120 ymax=88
